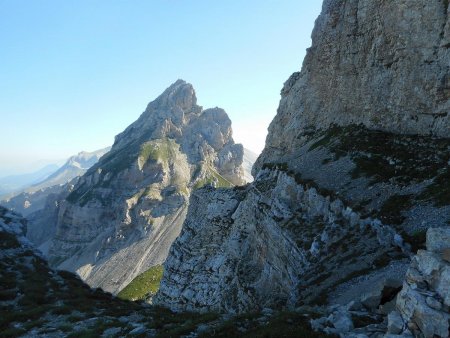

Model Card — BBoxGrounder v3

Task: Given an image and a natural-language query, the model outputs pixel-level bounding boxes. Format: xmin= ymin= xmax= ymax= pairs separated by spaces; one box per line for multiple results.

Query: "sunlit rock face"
xmin=46 ymin=80 xmax=246 ymax=294
xmin=156 ymin=169 xmax=406 ymax=313
xmin=156 ymin=0 xmax=450 ymax=316
xmin=255 ymin=0 xmax=450 ymax=172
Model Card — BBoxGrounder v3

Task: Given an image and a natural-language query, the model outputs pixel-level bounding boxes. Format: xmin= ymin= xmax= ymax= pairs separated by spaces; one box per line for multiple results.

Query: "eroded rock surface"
xmin=156 ymin=169 xmax=406 ymax=313
xmin=156 ymin=0 xmax=450 ymax=321
xmin=393 ymin=227 xmax=450 ymax=338
xmin=46 ymin=80 xmax=246 ymax=294
xmin=256 ymin=0 xmax=450 ymax=172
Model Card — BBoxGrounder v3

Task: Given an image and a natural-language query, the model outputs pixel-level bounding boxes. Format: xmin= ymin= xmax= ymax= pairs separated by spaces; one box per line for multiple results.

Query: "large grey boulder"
xmin=426 ymin=227 xmax=450 ymax=253
xmin=395 ymin=227 xmax=450 ymax=337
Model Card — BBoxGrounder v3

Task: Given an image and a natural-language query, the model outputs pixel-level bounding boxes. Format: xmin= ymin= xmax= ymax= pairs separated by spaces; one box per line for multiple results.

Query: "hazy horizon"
xmin=0 ymin=1 xmax=322 ymax=176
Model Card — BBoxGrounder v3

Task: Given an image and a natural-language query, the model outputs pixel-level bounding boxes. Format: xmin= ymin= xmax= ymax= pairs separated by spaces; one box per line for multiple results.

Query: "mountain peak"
xmin=152 ymin=79 xmax=198 ymax=112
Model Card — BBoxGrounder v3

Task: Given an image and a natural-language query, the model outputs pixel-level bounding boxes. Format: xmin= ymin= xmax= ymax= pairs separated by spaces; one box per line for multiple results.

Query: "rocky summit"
xmin=156 ymin=0 xmax=450 ymax=337
xmin=44 ymin=80 xmax=246 ymax=294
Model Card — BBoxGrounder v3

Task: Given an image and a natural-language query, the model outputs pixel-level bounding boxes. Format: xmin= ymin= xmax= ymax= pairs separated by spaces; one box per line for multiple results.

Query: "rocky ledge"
xmin=386 ymin=227 xmax=450 ymax=338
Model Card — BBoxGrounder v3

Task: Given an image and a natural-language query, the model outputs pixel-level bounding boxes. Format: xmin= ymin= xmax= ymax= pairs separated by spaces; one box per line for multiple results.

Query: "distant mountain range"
xmin=0 ymin=147 xmax=110 ymax=216
xmin=0 ymin=164 xmax=59 ymax=197
xmin=26 ymin=147 xmax=111 ymax=194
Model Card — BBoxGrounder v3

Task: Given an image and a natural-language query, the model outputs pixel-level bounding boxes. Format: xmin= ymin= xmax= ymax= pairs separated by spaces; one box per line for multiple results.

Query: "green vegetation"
xmin=0 ymin=230 xmax=20 ymax=249
xmin=205 ymin=311 xmax=333 ymax=338
xmin=378 ymin=194 xmax=413 ymax=225
xmin=193 ymin=165 xmax=234 ymax=190
xmin=418 ymin=168 xmax=450 ymax=207
xmin=307 ymin=124 xmax=450 ymax=187
xmin=117 ymin=265 xmax=164 ymax=301
xmin=3 ymin=219 xmax=337 ymax=337
xmin=402 ymin=229 xmax=427 ymax=253
xmin=139 ymin=138 xmax=179 ymax=167
xmin=151 ymin=307 xmax=218 ymax=338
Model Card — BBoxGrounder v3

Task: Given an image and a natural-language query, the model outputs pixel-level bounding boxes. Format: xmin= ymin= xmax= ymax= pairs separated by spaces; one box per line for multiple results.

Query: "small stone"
xmin=102 ymin=327 xmax=122 ymax=336
xmin=442 ymin=248 xmax=450 ymax=263
xmin=329 ymin=311 xmax=354 ymax=332
xmin=196 ymin=324 xmax=210 ymax=334
xmin=407 ymin=321 xmax=418 ymax=332
xmin=361 ymin=292 xmax=381 ymax=310
xmin=426 ymin=296 xmax=442 ymax=311
xmin=261 ymin=307 xmax=274 ymax=316
xmin=426 ymin=227 xmax=450 ymax=252
xmin=347 ymin=300 xmax=363 ymax=311
xmin=379 ymin=298 xmax=396 ymax=315
xmin=129 ymin=326 xmax=146 ymax=335
xmin=405 ymin=268 xmax=424 ymax=285
xmin=387 ymin=311 xmax=404 ymax=334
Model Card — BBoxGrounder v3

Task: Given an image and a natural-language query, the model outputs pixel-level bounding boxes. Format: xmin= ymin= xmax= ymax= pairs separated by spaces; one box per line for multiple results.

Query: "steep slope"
xmin=0 ymin=147 xmax=110 ymax=217
xmin=242 ymin=148 xmax=258 ymax=183
xmin=47 ymin=80 xmax=245 ymax=294
xmin=156 ymin=0 xmax=450 ymax=318
xmin=1 ymin=206 xmax=270 ymax=338
xmin=0 ymin=206 xmax=153 ymax=337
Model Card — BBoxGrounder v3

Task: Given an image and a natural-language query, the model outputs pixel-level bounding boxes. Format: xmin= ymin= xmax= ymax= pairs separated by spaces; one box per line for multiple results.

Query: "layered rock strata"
xmin=156 ymin=0 xmax=450 ymax=316
xmin=156 ymin=169 xmax=406 ymax=313
xmin=46 ymin=80 xmax=245 ymax=294
xmin=388 ymin=227 xmax=450 ymax=337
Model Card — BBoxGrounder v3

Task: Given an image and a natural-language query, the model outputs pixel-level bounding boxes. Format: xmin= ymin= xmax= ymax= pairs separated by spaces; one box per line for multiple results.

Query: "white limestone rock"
xmin=45 ymin=80 xmax=246 ymax=294
xmin=396 ymin=227 xmax=450 ymax=337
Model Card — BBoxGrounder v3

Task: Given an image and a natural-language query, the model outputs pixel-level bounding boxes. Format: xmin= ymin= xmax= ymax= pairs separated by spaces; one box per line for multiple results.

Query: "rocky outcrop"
xmin=156 ymin=0 xmax=450 ymax=317
xmin=256 ymin=0 xmax=450 ymax=172
xmin=156 ymin=169 xmax=406 ymax=313
xmin=46 ymin=80 xmax=245 ymax=294
xmin=390 ymin=227 xmax=450 ymax=338
xmin=0 ymin=206 xmax=234 ymax=337
xmin=25 ymin=182 xmax=76 ymax=251
xmin=252 ymin=0 xmax=450 ymax=239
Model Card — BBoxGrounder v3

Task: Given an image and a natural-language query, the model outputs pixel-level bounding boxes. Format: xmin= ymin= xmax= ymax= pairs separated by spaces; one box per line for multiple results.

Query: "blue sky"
xmin=0 ymin=1 xmax=322 ymax=176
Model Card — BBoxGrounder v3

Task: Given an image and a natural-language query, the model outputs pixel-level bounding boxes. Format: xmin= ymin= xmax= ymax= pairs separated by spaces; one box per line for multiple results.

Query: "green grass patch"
xmin=417 ymin=168 xmax=450 ymax=206
xmin=378 ymin=194 xmax=413 ymax=225
xmin=205 ymin=311 xmax=333 ymax=338
xmin=403 ymin=229 xmax=427 ymax=253
xmin=139 ymin=138 xmax=179 ymax=167
xmin=118 ymin=265 xmax=163 ymax=301
xmin=0 ymin=327 xmax=27 ymax=338
xmin=193 ymin=165 xmax=234 ymax=190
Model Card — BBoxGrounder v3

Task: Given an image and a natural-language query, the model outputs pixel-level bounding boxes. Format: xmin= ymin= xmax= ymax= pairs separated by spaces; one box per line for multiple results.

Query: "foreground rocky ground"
xmin=0 ymin=206 xmax=331 ymax=338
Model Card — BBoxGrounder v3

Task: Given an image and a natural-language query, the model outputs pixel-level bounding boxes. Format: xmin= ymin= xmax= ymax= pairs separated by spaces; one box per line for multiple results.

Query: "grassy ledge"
xmin=117 ymin=265 xmax=164 ymax=301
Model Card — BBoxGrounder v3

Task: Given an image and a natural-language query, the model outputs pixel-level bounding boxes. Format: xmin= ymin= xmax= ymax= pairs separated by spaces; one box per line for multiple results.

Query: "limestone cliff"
xmin=256 ymin=0 xmax=449 ymax=171
xmin=156 ymin=0 xmax=450 ymax=319
xmin=47 ymin=80 xmax=245 ymax=294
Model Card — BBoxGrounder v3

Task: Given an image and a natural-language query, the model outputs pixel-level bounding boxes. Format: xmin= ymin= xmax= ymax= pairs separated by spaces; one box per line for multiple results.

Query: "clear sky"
xmin=0 ymin=1 xmax=322 ymax=176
